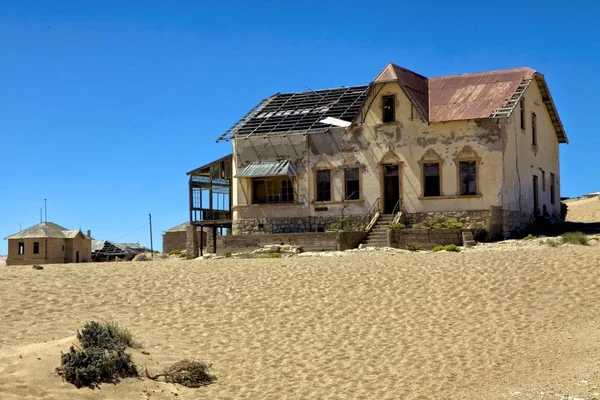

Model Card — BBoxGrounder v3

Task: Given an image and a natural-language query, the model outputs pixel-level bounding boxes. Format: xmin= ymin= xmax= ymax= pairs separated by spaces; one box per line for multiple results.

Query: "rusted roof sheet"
xmin=235 ymin=159 xmax=298 ymax=178
xmin=429 ymin=67 xmax=537 ymax=122
xmin=374 ymin=63 xmax=429 ymax=120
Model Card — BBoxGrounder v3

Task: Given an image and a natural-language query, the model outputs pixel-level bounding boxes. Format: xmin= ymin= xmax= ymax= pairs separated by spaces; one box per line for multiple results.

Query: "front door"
xmin=76 ymin=251 xmax=80 ymax=263
xmin=383 ymin=164 xmax=400 ymax=214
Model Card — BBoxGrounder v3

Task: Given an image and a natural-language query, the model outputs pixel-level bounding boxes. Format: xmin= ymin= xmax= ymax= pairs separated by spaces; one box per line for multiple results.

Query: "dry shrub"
xmin=147 ymin=360 xmax=216 ymax=388
xmin=133 ymin=253 xmax=148 ymax=262
xmin=561 ymin=231 xmax=588 ymax=245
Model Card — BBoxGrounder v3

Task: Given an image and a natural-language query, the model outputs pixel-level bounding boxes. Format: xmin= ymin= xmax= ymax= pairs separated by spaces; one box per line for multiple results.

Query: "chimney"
xmin=87 ymin=230 xmax=92 ymax=239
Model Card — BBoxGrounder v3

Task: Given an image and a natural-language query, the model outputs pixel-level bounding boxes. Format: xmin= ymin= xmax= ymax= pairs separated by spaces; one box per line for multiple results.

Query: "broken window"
xmin=316 ymin=169 xmax=331 ymax=202
xmin=251 ymin=177 xmax=294 ymax=204
xmin=533 ymin=175 xmax=540 ymax=215
xmin=550 ymin=173 xmax=555 ymax=205
xmin=33 ymin=242 xmax=39 ymax=254
xmin=423 ymin=163 xmax=441 ymax=197
xmin=459 ymin=161 xmax=477 ymax=196
xmin=344 ymin=168 xmax=360 ymax=200
xmin=382 ymin=95 xmax=395 ymax=123
xmin=531 ymin=112 xmax=537 ymax=146
xmin=541 ymin=170 xmax=546 ymax=191
xmin=520 ymin=98 xmax=525 ymax=130
xmin=18 ymin=242 xmax=24 ymax=255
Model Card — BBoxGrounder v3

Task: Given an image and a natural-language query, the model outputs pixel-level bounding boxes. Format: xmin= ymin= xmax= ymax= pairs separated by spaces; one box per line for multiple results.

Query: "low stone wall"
xmin=500 ymin=210 xmax=535 ymax=238
xmin=337 ymin=231 xmax=368 ymax=251
xmin=232 ymin=216 xmax=363 ymax=235
xmin=163 ymin=230 xmax=207 ymax=254
xmin=218 ymin=232 xmax=339 ymax=253
xmin=388 ymin=228 xmax=463 ymax=250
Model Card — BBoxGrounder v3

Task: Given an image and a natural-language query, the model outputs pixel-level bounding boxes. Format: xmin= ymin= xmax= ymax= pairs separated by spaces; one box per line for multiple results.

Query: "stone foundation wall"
xmin=232 ymin=215 xmax=363 ymax=235
xmin=218 ymin=232 xmax=339 ymax=253
xmin=403 ymin=210 xmax=491 ymax=230
xmin=163 ymin=230 xmax=207 ymax=254
xmin=337 ymin=231 xmax=368 ymax=251
xmin=389 ymin=228 xmax=463 ymax=250
xmin=500 ymin=210 xmax=535 ymax=238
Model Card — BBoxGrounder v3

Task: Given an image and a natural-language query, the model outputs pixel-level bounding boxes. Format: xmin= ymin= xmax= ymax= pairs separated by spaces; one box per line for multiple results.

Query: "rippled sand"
xmin=1 ymin=246 xmax=600 ymax=399
xmin=566 ymin=195 xmax=600 ymax=223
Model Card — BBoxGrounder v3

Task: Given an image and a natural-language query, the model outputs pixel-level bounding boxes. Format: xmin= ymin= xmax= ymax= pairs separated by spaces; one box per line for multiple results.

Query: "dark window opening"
xmin=550 ymin=173 xmax=556 ymax=205
xmin=18 ymin=242 xmax=24 ymax=255
xmin=520 ymin=98 xmax=525 ymax=130
xmin=382 ymin=95 xmax=395 ymax=123
xmin=533 ymin=175 xmax=539 ymax=215
xmin=316 ymin=169 xmax=331 ymax=202
xmin=423 ymin=163 xmax=440 ymax=197
xmin=541 ymin=170 xmax=546 ymax=191
xmin=459 ymin=161 xmax=477 ymax=196
xmin=33 ymin=242 xmax=39 ymax=254
xmin=531 ymin=112 xmax=537 ymax=146
xmin=344 ymin=168 xmax=360 ymax=200
xmin=251 ymin=177 xmax=294 ymax=204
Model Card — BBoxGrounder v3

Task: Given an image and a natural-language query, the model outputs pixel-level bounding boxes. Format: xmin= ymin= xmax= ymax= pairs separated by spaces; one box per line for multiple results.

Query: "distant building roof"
xmin=235 ymin=159 xmax=298 ymax=178
xmin=5 ymin=222 xmax=91 ymax=240
xmin=218 ymin=63 xmax=567 ymax=144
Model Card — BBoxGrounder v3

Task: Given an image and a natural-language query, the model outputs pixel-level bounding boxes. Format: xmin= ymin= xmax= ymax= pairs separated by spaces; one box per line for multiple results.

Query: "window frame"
xmin=382 ymin=95 xmax=396 ymax=124
xmin=457 ymin=160 xmax=479 ymax=196
xmin=520 ymin=98 xmax=526 ymax=130
xmin=251 ymin=177 xmax=295 ymax=204
xmin=33 ymin=242 xmax=40 ymax=254
xmin=422 ymin=162 xmax=441 ymax=198
xmin=18 ymin=242 xmax=25 ymax=255
xmin=343 ymin=167 xmax=361 ymax=201
xmin=315 ymin=169 xmax=332 ymax=203
xmin=531 ymin=112 xmax=537 ymax=146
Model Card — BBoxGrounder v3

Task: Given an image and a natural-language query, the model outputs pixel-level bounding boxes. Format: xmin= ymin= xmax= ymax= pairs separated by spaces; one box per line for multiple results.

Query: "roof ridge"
xmin=431 ymin=66 xmax=536 ymax=79
xmin=389 ymin=63 xmax=429 ymax=80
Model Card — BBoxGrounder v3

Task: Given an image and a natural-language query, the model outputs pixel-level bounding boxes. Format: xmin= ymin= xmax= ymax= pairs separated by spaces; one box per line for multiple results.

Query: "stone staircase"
xmin=361 ymin=214 xmax=394 ymax=247
xmin=462 ymin=230 xmax=476 ymax=247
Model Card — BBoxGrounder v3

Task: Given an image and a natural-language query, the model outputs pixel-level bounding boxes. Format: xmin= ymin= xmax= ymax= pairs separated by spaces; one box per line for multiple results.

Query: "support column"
xmin=206 ymin=227 xmax=216 ymax=254
xmin=186 ymin=224 xmax=199 ymax=259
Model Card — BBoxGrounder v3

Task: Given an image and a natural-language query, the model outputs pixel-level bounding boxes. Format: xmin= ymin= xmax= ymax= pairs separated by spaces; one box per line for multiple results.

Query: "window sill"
xmin=233 ymin=202 xmax=305 ymax=209
xmin=311 ymin=200 xmax=365 ymax=206
xmin=419 ymin=194 xmax=482 ymax=200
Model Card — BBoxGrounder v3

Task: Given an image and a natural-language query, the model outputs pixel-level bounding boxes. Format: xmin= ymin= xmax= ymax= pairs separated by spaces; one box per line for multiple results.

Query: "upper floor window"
xmin=520 ymin=98 xmax=525 ymax=129
xmin=33 ymin=242 xmax=40 ymax=254
xmin=541 ymin=170 xmax=546 ymax=191
xmin=382 ymin=95 xmax=395 ymax=123
xmin=344 ymin=168 xmax=360 ymax=200
xmin=531 ymin=112 xmax=537 ymax=146
xmin=459 ymin=161 xmax=477 ymax=196
xmin=316 ymin=169 xmax=331 ymax=202
xmin=252 ymin=177 xmax=294 ymax=204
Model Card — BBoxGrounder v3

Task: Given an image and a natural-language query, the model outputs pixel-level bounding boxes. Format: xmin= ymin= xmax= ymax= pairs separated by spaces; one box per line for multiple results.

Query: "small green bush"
xmin=561 ymin=231 xmax=588 ymax=245
xmin=103 ymin=321 xmax=142 ymax=349
xmin=522 ymin=234 xmax=536 ymax=241
xmin=389 ymin=222 xmax=406 ymax=229
xmin=545 ymin=238 xmax=558 ymax=247
xmin=422 ymin=218 xmax=462 ymax=230
xmin=224 ymin=252 xmax=232 ymax=258
xmin=432 ymin=244 xmax=461 ymax=252
xmin=57 ymin=321 xmax=138 ymax=388
xmin=168 ymin=249 xmax=182 ymax=256
xmin=406 ymin=243 xmax=423 ymax=251
xmin=261 ymin=252 xmax=282 ymax=258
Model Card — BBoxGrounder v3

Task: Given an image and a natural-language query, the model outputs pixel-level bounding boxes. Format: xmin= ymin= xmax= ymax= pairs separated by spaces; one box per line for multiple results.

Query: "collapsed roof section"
xmin=91 ymin=240 xmax=149 ymax=261
xmin=216 ymin=85 xmax=370 ymax=142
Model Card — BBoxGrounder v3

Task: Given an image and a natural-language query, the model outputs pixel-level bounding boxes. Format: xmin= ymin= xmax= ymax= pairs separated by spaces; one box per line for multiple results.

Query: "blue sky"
xmin=0 ymin=0 xmax=598 ymax=254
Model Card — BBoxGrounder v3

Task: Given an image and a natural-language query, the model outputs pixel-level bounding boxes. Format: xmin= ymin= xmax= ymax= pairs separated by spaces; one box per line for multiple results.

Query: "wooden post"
xmin=199 ymin=227 xmax=203 ymax=256
xmin=212 ymin=226 xmax=217 ymax=254
xmin=149 ymin=213 xmax=154 ymax=257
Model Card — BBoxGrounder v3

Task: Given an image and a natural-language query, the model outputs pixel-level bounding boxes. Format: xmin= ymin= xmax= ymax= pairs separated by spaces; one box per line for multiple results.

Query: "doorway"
xmin=76 ymin=251 xmax=80 ymax=263
xmin=382 ymin=164 xmax=400 ymax=214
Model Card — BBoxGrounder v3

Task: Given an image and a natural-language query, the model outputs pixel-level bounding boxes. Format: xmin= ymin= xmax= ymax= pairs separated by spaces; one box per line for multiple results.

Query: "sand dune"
xmin=566 ymin=195 xmax=600 ymax=223
xmin=1 ymin=246 xmax=600 ymax=399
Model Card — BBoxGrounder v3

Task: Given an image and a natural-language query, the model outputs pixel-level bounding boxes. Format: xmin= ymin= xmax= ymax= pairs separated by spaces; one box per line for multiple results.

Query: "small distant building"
xmin=162 ymin=222 xmax=207 ymax=254
xmin=91 ymin=240 xmax=150 ymax=261
xmin=4 ymin=222 xmax=92 ymax=266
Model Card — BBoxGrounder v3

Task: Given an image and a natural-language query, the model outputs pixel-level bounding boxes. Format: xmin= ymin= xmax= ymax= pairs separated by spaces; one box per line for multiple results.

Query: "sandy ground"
xmin=1 ymin=245 xmax=600 ymax=400
xmin=0 ymin=256 xmax=6 ymax=267
xmin=566 ymin=195 xmax=600 ymax=223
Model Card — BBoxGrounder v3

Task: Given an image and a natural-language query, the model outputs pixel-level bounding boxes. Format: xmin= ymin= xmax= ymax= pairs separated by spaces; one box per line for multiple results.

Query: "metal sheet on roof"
xmin=217 ymin=85 xmax=369 ymax=141
xmin=235 ymin=160 xmax=298 ymax=178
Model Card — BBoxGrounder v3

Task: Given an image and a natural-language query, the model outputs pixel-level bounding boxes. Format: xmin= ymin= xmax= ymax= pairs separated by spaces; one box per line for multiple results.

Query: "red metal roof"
xmin=428 ymin=67 xmax=536 ymax=122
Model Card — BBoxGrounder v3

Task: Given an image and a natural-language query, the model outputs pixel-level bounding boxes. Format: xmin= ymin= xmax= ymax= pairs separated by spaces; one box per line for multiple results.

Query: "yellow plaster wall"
xmin=502 ymin=80 xmax=561 ymax=217
xmin=7 ymin=238 xmax=66 ymax=265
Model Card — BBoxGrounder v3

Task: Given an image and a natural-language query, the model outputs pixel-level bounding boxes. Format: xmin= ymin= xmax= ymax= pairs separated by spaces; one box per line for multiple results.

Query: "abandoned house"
xmin=91 ymin=240 xmax=150 ymax=261
xmin=4 ymin=222 xmax=92 ymax=266
xmin=186 ymin=62 xmax=567 ymax=254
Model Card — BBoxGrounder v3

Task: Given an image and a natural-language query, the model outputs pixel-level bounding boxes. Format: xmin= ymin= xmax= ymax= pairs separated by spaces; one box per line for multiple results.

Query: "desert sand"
xmin=566 ymin=195 xmax=600 ymax=223
xmin=1 ymin=243 xmax=600 ymax=400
